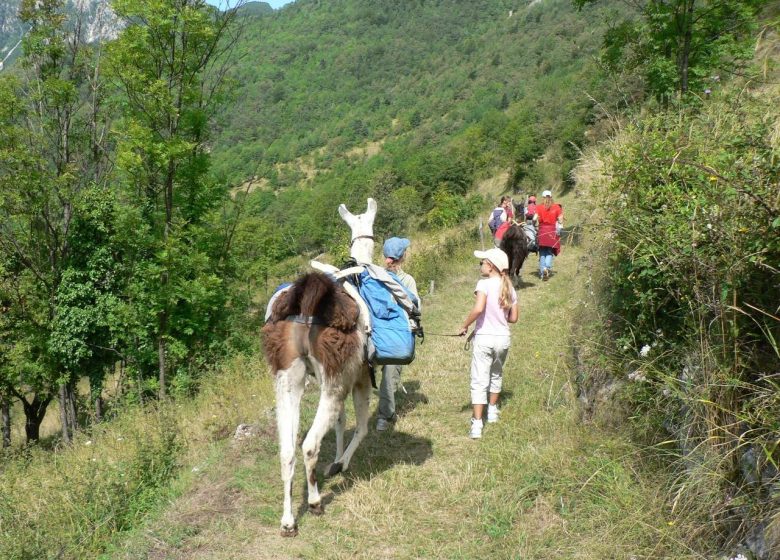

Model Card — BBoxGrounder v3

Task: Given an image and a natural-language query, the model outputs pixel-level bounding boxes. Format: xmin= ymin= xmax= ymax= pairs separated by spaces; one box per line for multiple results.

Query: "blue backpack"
xmin=352 ymin=268 xmax=421 ymax=365
xmin=488 ymin=207 xmax=503 ymax=234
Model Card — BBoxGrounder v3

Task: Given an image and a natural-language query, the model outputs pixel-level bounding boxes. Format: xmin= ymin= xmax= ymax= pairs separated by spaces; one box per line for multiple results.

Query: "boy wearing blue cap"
xmin=376 ymin=237 xmax=420 ymax=432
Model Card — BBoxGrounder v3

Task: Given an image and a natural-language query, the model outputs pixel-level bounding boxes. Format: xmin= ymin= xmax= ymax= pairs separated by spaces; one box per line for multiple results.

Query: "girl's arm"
xmin=507 ymin=302 xmax=518 ymax=324
xmin=458 ymin=291 xmax=487 ymax=336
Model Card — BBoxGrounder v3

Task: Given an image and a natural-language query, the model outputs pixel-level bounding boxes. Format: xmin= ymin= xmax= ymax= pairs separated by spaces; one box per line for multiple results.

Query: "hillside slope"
xmin=212 ymin=0 xmax=627 ymax=184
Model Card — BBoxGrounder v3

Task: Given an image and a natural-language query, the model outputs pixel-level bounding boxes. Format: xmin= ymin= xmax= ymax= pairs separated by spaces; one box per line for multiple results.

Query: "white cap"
xmin=474 ymin=248 xmax=509 ymax=272
xmin=542 ymin=190 xmax=552 ymax=197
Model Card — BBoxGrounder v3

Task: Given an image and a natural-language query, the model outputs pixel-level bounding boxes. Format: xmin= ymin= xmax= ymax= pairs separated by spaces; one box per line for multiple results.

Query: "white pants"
xmin=470 ymin=334 xmax=510 ymax=405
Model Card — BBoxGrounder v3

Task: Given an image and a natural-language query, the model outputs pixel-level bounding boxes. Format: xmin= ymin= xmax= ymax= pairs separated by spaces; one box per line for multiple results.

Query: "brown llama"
xmin=262 ymin=199 xmax=377 ymax=537
xmin=500 ymin=222 xmax=529 ymax=281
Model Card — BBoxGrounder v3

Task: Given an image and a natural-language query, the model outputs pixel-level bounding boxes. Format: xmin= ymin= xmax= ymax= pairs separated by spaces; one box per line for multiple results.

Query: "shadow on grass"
xmin=295 ymin=382 xmax=435 ymax=519
xmin=393 ymin=380 xmax=430 ymax=417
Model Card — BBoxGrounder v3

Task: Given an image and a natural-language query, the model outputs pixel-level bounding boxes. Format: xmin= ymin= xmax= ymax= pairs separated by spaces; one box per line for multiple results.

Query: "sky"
xmin=205 ymin=0 xmax=294 ymax=9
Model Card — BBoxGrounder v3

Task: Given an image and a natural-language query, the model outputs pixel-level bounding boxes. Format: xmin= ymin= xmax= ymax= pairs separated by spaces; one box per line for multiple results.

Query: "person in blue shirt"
xmin=376 ymin=237 xmax=420 ymax=432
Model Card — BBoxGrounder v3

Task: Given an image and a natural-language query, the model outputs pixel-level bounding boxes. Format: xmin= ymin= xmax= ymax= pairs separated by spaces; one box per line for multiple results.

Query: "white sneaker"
xmin=376 ymin=417 xmax=390 ymax=432
xmin=469 ymin=418 xmax=483 ymax=439
xmin=487 ymin=405 xmax=500 ymax=423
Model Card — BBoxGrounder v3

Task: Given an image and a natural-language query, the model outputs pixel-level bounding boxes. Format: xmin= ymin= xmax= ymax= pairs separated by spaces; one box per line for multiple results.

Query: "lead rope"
xmin=425 ymin=331 xmax=475 ymax=351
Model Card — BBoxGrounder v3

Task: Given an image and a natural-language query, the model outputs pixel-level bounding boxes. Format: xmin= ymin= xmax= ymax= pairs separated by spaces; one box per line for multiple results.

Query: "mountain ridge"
xmin=0 ymin=0 xmax=121 ymax=68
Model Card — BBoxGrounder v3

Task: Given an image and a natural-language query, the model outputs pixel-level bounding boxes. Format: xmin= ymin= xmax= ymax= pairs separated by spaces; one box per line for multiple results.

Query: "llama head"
xmin=338 ymin=198 xmax=377 ymax=263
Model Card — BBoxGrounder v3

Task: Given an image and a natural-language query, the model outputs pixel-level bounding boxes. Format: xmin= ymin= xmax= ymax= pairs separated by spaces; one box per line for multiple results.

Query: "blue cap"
xmin=383 ymin=237 xmax=410 ymax=260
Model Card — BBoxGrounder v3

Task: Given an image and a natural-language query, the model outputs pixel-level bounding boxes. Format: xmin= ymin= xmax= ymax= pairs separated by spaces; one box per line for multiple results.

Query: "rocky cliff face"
xmin=0 ymin=0 xmax=121 ymax=67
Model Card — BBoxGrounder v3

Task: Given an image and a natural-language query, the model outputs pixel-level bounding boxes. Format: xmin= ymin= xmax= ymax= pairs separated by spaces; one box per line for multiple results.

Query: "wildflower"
xmin=192 ymin=466 xmax=200 ymax=473
xmin=639 ymin=344 xmax=651 ymax=357
xmin=84 ymin=440 xmax=92 ymax=446
xmin=706 ymin=223 xmax=712 ymax=230
xmin=708 ymin=175 xmax=718 ymax=182
xmin=729 ymin=554 xmax=748 ymax=560
xmin=116 ymin=437 xmax=124 ymax=442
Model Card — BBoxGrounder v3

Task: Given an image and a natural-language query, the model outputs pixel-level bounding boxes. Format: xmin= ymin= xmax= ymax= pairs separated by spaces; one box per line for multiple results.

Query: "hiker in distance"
xmin=536 ymin=190 xmax=563 ymax=281
xmin=458 ymin=248 xmax=518 ymax=439
xmin=376 ymin=237 xmax=421 ymax=432
xmin=487 ymin=196 xmax=512 ymax=240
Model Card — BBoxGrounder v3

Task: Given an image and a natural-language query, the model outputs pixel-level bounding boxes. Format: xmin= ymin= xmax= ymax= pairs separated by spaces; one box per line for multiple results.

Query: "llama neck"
xmin=350 ymin=238 xmax=374 ymax=264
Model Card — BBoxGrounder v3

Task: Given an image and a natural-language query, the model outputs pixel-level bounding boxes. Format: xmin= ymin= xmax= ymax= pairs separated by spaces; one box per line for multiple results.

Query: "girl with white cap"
xmin=458 ymin=247 xmax=518 ymax=439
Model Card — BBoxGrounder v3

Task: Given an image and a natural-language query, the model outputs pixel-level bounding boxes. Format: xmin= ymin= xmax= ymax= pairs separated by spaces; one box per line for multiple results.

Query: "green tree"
xmin=0 ymin=0 xmax=112 ymax=442
xmin=575 ymin=0 xmax=764 ymax=101
xmin=107 ymin=0 xmax=244 ymax=399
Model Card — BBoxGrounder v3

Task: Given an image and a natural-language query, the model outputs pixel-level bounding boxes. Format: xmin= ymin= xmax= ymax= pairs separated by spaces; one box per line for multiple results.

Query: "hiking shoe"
xmin=487 ymin=405 xmax=500 ymax=423
xmin=376 ymin=417 xmax=391 ymax=432
xmin=469 ymin=418 xmax=483 ymax=439
xmin=542 ymin=268 xmax=550 ymax=281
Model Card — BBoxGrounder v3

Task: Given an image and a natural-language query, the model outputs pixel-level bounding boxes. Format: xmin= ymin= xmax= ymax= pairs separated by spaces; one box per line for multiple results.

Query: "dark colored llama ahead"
xmin=500 ymin=222 xmax=529 ymax=282
xmin=262 ymin=199 xmax=377 ymax=537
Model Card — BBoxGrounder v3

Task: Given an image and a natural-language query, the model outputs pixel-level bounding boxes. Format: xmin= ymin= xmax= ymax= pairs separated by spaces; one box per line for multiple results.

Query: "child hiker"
xmin=376 ymin=237 xmax=421 ymax=432
xmin=458 ymin=247 xmax=518 ymax=439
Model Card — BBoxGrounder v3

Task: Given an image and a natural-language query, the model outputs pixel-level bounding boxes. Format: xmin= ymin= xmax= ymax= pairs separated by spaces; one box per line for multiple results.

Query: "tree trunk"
xmin=66 ymin=381 xmax=78 ymax=433
xmin=59 ymin=384 xmax=71 ymax=444
xmin=678 ymin=0 xmax=695 ymax=94
xmin=2 ymin=397 xmax=10 ymax=448
xmin=22 ymin=394 xmax=51 ymax=443
xmin=158 ymin=317 xmax=167 ymax=400
xmin=95 ymin=395 xmax=103 ymax=422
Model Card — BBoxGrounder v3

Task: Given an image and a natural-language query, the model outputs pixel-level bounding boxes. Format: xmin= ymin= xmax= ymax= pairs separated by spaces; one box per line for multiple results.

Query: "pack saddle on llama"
xmin=262 ymin=198 xmax=420 ymax=536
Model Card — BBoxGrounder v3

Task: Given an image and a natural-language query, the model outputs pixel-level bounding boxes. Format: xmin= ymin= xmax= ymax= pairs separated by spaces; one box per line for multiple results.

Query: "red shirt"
xmin=536 ymin=203 xmax=562 ymax=225
xmin=536 ymin=203 xmax=562 ymax=254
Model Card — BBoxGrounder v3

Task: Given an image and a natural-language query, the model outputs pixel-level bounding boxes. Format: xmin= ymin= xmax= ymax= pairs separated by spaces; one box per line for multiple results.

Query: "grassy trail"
xmin=113 ymin=193 xmax=696 ymax=559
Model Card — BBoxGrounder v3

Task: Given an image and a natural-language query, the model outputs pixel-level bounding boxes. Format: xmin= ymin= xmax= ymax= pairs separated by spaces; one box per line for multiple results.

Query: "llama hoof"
xmin=280 ymin=524 xmax=298 ymax=537
xmin=324 ymin=462 xmax=343 ymax=477
xmin=308 ymin=502 xmax=324 ymax=515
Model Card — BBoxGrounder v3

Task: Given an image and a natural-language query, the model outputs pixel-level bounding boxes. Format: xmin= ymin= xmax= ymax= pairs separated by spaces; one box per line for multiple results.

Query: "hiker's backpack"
xmin=488 ymin=207 xmax=504 ymax=234
xmin=523 ymin=223 xmax=538 ymax=253
xmin=352 ymin=266 xmax=421 ymax=365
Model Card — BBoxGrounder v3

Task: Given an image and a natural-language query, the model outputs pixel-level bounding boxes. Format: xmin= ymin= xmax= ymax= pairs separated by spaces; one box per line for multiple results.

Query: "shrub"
xmin=581 ymin=87 xmax=780 ymax=552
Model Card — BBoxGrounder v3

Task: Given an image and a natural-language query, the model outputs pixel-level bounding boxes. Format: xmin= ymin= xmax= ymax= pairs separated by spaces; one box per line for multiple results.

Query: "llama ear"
xmin=366 ymin=198 xmax=377 ymax=218
xmin=338 ymin=204 xmax=354 ymax=224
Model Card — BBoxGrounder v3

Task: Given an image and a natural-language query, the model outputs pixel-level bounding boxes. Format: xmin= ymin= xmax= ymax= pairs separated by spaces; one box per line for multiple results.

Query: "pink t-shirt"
xmin=473 ymin=277 xmax=517 ymax=336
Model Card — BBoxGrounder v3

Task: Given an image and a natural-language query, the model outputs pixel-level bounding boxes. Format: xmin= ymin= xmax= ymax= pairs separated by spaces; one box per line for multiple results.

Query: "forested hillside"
xmin=216 ymin=0 xmax=627 ymax=290
xmin=213 ymin=0 xmax=619 ymax=183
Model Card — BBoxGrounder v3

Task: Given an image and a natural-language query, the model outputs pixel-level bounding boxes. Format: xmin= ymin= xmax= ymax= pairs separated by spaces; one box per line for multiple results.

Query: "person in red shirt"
xmin=536 ymin=190 xmax=563 ymax=280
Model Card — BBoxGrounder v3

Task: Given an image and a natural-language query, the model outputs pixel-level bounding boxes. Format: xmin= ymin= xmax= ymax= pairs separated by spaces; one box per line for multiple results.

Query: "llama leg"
xmin=276 ymin=359 xmax=306 ymax=537
xmin=301 ymin=387 xmax=342 ymax=513
xmin=334 ymin=379 xmax=371 ymax=473
xmin=334 ymin=402 xmax=346 ymax=463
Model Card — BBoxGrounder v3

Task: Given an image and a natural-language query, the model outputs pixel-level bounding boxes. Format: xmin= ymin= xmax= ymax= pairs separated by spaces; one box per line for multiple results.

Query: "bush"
xmin=580 ymin=87 xmax=780 ymax=552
